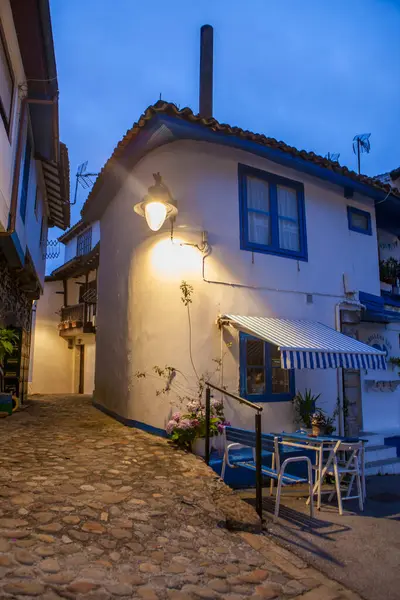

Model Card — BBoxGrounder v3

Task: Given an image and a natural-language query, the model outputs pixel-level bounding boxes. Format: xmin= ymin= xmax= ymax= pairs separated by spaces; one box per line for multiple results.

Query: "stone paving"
xmin=0 ymin=395 xmax=362 ymax=600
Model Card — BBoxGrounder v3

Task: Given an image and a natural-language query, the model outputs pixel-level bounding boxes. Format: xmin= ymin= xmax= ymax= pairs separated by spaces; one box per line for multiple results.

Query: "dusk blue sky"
xmin=48 ymin=0 xmax=400 ymax=267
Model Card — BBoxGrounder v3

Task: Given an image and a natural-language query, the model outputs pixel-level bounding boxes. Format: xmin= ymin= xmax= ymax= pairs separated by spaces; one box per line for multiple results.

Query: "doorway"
xmin=78 ymin=345 xmax=85 ymax=394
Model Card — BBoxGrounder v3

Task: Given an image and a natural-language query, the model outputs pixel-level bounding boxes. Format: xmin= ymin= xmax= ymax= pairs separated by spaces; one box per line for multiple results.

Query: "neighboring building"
xmin=30 ymin=220 xmax=99 ymax=395
xmin=0 ymin=0 xmax=69 ymax=401
xmin=81 ymin=100 xmax=400 ymax=474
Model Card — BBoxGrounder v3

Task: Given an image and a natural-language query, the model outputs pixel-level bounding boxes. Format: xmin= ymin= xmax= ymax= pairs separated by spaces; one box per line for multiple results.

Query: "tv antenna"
xmin=72 ymin=161 xmax=99 ymax=205
xmin=352 ymin=133 xmax=371 ymax=175
xmin=325 ymin=152 xmax=340 ymax=163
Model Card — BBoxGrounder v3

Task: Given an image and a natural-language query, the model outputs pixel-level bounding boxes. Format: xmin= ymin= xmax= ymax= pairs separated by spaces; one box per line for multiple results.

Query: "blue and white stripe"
xmin=281 ymin=349 xmax=386 ymax=370
xmin=222 ymin=314 xmax=387 ymax=371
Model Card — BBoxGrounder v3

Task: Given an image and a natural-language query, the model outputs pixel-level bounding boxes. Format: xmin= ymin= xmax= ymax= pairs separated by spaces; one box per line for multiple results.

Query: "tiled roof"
xmin=82 ymin=100 xmax=399 ymax=217
xmin=390 ymin=167 xmax=400 ymax=181
xmin=58 ymin=219 xmax=88 ymax=244
xmin=45 ymin=242 xmax=100 ymax=281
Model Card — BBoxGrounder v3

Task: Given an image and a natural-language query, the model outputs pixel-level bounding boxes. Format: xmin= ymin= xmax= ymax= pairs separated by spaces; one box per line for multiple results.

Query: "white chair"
xmin=326 ymin=441 xmax=364 ymax=515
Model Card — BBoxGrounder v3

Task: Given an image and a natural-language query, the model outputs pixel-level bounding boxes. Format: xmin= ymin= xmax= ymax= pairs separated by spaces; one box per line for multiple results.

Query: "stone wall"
xmin=0 ymin=248 xmax=32 ymax=332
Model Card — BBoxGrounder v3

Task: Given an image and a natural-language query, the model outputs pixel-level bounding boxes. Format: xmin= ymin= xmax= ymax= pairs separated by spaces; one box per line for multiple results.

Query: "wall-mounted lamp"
xmin=134 ymin=173 xmax=178 ymax=231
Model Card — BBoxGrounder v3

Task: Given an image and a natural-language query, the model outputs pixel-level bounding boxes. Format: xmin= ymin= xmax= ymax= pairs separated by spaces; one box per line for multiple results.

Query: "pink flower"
xmin=217 ymin=420 xmax=231 ymax=433
xmin=178 ymin=419 xmax=192 ymax=430
xmin=166 ymin=420 xmax=177 ymax=435
xmin=172 ymin=412 xmax=181 ymax=422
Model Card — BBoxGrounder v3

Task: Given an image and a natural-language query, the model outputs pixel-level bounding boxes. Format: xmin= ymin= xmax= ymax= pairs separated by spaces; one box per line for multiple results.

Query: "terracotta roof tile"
xmin=82 ymin=100 xmax=399 ymax=218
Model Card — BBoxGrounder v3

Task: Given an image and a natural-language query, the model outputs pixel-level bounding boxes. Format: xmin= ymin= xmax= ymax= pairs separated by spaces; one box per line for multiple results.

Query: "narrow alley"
xmin=0 ymin=396 xmax=361 ymax=600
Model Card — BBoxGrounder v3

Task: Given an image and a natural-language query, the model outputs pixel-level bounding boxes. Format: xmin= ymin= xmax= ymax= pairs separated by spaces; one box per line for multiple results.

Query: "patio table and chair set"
xmin=221 ymin=425 xmax=366 ymax=521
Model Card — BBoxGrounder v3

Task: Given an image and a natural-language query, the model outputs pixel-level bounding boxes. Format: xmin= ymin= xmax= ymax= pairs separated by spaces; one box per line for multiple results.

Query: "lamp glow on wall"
xmin=134 ymin=173 xmax=178 ymax=231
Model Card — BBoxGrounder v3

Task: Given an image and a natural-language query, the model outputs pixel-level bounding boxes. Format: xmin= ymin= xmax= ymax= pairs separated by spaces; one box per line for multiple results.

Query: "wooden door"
xmin=78 ymin=345 xmax=85 ymax=394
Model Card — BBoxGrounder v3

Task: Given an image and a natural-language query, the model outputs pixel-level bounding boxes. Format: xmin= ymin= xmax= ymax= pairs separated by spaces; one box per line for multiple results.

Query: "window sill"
xmin=241 ymin=242 xmax=308 ymax=262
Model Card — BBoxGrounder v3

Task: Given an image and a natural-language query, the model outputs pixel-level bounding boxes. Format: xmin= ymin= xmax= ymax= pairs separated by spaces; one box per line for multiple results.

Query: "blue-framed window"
xmin=347 ymin=206 xmax=372 ymax=235
xmin=19 ymin=133 xmax=32 ymax=223
xmin=238 ymin=163 xmax=308 ymax=261
xmin=239 ymin=333 xmax=295 ymax=402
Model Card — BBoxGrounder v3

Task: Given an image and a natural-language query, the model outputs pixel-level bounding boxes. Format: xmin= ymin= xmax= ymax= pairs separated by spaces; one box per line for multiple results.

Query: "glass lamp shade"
xmin=144 ymin=201 xmax=168 ymax=231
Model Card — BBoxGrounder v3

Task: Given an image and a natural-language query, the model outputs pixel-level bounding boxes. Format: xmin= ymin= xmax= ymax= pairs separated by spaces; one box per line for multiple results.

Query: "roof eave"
xmin=82 ymin=112 xmax=397 ymax=223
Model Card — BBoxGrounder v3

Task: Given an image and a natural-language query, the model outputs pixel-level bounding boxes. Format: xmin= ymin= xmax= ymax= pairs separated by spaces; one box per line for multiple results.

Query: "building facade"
xmin=80 ymin=102 xmax=400 ymax=478
xmin=0 ymin=0 xmax=69 ymax=401
xmin=30 ymin=220 xmax=99 ymax=395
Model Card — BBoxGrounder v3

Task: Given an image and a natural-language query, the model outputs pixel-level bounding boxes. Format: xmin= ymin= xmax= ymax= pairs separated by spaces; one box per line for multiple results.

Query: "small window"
xmin=0 ymin=21 xmax=14 ymax=136
xmin=34 ymin=187 xmax=40 ymax=218
xmin=39 ymin=215 xmax=47 ymax=247
xmin=19 ymin=134 xmax=32 ymax=223
xmin=347 ymin=206 xmax=372 ymax=235
xmin=77 ymin=227 xmax=92 ymax=256
xmin=240 ymin=333 xmax=295 ymax=402
xmin=239 ymin=164 xmax=307 ymax=261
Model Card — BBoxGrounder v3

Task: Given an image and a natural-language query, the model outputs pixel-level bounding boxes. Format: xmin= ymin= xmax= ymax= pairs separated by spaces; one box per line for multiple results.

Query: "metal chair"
xmin=325 ymin=441 xmax=364 ymax=515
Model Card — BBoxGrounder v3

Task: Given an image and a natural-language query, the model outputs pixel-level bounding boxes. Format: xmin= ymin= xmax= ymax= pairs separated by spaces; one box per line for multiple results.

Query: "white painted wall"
xmin=30 ymin=281 xmax=74 ymax=394
xmin=63 ymin=221 xmax=100 ymax=263
xmin=0 ymin=0 xmax=24 ymax=232
xmin=95 ymin=140 xmax=381 ymax=434
xmin=64 ymin=237 xmax=77 ymax=262
xmin=0 ymin=0 xmax=47 ymax=286
xmin=355 ymin=322 xmax=400 ymax=432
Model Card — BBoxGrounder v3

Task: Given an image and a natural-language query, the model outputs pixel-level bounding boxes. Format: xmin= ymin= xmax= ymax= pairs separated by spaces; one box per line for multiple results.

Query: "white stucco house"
xmin=30 ymin=219 xmax=99 ymax=395
xmin=81 ymin=100 xmax=400 ymax=474
xmin=0 ymin=0 xmax=69 ymax=402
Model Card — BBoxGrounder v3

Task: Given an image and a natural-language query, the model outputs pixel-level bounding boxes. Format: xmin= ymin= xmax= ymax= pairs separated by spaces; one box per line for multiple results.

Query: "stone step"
xmin=365 ymin=456 xmax=400 ymax=476
xmin=364 ymin=445 xmax=398 ymax=462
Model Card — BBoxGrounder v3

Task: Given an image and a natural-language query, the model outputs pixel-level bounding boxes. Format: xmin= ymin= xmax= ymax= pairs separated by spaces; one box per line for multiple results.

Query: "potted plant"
xmin=292 ymin=389 xmax=321 ymax=431
xmin=166 ymin=396 xmax=230 ymax=456
xmin=311 ymin=410 xmax=326 ymax=436
xmin=0 ymin=327 xmax=18 ymax=416
xmin=379 ymin=257 xmax=400 ymax=294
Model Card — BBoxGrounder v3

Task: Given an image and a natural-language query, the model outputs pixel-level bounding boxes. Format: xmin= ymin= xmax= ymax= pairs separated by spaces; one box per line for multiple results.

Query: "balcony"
xmin=59 ymin=302 xmax=96 ymax=336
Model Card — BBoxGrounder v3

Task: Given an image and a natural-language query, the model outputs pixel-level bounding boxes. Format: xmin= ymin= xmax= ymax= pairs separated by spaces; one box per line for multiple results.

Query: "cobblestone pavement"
xmin=0 ymin=395 xmax=362 ymax=600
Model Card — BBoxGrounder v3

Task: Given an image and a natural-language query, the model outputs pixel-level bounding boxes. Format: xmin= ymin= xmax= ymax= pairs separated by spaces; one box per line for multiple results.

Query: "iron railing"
xmin=61 ymin=303 xmax=84 ymax=323
xmin=60 ymin=302 xmax=96 ymax=327
xmin=204 ymin=381 xmax=264 ymax=518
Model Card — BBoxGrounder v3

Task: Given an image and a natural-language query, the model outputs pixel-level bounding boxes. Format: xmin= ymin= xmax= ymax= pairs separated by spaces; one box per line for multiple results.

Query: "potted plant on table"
xmin=292 ymin=389 xmax=321 ymax=432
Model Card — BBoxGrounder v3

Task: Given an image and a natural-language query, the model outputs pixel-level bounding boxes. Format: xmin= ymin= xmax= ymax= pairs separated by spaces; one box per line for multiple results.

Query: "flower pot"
xmin=192 ymin=436 xmax=224 ymax=457
xmin=192 ymin=438 xmax=207 ymax=457
xmin=380 ymin=281 xmax=392 ymax=293
xmin=312 ymin=425 xmax=322 ymax=437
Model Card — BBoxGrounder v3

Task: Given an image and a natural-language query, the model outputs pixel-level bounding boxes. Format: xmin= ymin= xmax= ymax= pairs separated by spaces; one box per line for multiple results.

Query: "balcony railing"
xmin=61 ymin=304 xmax=84 ymax=324
xmin=60 ymin=302 xmax=96 ymax=333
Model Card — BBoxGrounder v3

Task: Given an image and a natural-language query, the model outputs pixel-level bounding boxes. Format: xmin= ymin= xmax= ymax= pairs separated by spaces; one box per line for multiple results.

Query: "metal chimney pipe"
xmin=199 ymin=25 xmax=213 ymax=118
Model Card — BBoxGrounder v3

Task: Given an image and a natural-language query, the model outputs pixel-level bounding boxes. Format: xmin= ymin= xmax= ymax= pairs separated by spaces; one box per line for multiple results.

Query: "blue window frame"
xmin=347 ymin=206 xmax=372 ymax=235
xmin=19 ymin=133 xmax=32 ymax=223
xmin=239 ymin=333 xmax=295 ymax=403
xmin=238 ymin=163 xmax=308 ymax=261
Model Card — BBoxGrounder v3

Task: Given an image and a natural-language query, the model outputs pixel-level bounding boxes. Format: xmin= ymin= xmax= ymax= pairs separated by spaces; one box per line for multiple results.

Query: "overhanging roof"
xmin=45 ymin=242 xmax=99 ymax=281
xmin=82 ymin=100 xmax=399 ymax=223
xmin=58 ymin=219 xmax=87 ymax=244
xmin=40 ymin=142 xmax=70 ymax=230
xmin=221 ymin=314 xmax=386 ymax=370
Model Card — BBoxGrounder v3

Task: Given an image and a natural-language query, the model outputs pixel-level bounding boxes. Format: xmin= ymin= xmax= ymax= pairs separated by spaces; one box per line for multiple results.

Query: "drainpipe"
xmin=0 ymin=96 xmax=58 ymax=238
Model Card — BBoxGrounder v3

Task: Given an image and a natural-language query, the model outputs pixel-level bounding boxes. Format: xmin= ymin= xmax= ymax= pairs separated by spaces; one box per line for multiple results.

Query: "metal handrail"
xmin=205 ymin=381 xmax=263 ymax=413
xmin=204 ymin=381 xmax=264 ymax=519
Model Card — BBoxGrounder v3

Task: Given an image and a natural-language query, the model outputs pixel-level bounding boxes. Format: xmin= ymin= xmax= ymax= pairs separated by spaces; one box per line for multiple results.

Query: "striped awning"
xmin=221 ymin=315 xmax=386 ymax=370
